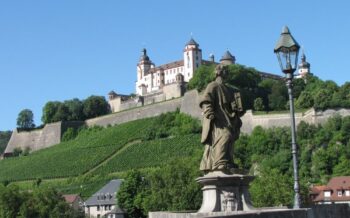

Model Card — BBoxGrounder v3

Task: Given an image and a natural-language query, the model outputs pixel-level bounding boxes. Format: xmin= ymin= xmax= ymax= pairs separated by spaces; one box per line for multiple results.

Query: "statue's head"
xmin=215 ymin=64 xmax=229 ymax=80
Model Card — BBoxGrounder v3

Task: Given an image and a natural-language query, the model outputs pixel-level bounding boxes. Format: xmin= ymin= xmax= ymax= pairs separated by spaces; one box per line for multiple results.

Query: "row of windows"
xmin=97 ymin=205 xmax=113 ymax=211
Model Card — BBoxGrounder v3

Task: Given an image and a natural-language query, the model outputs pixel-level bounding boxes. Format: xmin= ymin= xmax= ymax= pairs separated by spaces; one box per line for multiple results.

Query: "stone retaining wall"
xmin=4 ymin=89 xmax=350 ymax=155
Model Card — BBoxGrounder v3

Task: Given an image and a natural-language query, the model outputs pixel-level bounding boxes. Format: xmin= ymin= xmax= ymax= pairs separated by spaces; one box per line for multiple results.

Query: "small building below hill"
xmin=63 ymin=194 xmax=84 ymax=212
xmin=84 ymin=179 xmax=125 ymax=218
xmin=310 ymin=176 xmax=350 ymax=204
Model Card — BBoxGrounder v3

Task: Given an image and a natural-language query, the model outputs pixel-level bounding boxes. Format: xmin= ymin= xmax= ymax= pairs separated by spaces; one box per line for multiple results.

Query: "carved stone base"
xmin=195 ymin=171 xmax=255 ymax=213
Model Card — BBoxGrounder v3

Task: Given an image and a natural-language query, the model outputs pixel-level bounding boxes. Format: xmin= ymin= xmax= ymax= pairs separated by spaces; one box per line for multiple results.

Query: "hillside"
xmin=0 ymin=112 xmax=202 ymax=182
xmin=0 ymin=131 xmax=11 ymax=154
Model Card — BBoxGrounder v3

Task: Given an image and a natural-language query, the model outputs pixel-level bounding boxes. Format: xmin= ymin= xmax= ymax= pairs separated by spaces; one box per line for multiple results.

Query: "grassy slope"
xmin=0 ymin=118 xmax=154 ymax=181
xmin=0 ymin=116 xmax=202 ymax=186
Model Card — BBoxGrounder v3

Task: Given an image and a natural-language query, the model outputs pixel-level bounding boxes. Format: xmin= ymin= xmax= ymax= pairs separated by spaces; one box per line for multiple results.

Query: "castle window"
xmin=196 ymin=63 xmax=199 ymax=68
xmin=196 ymin=56 xmax=198 ymax=60
xmin=97 ymin=206 xmax=100 ymax=211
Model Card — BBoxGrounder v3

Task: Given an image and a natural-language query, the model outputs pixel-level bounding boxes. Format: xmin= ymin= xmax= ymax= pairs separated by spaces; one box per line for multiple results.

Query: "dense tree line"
xmin=42 ymin=96 xmax=110 ymax=124
xmin=117 ymin=157 xmax=202 ymax=218
xmin=188 ymin=64 xmax=350 ymax=111
xmin=118 ymin=114 xmax=350 ymax=216
xmin=0 ymin=185 xmax=84 ymax=218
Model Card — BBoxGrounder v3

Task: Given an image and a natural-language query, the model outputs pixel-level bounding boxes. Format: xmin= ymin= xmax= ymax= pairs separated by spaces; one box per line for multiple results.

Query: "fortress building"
xmin=108 ymin=37 xmax=308 ymax=113
xmin=135 ymin=38 xmax=233 ymax=96
xmin=108 ymin=38 xmax=236 ymax=113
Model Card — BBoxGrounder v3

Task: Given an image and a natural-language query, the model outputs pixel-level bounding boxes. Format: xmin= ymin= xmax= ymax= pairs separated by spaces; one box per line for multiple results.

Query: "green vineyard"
xmin=0 ymin=113 xmax=203 ymax=183
xmin=0 ymin=118 xmax=155 ymax=181
xmin=95 ymin=134 xmax=202 ymax=175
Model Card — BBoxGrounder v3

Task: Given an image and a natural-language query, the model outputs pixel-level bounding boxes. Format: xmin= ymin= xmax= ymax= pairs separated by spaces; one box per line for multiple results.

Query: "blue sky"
xmin=0 ymin=0 xmax=349 ymax=131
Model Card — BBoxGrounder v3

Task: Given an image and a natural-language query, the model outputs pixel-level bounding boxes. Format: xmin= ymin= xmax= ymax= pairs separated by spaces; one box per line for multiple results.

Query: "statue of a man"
xmin=199 ymin=64 xmax=244 ymax=173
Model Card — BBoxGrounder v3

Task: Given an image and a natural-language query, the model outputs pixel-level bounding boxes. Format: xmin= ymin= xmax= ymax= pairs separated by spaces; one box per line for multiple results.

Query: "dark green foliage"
xmin=64 ymin=98 xmax=85 ymax=121
xmin=295 ymin=91 xmax=314 ymax=109
xmin=250 ymin=169 xmax=294 ymax=207
xmin=16 ymin=109 xmax=35 ymax=129
xmin=0 ymin=185 xmax=83 ymax=218
xmin=62 ymin=127 xmax=78 ymax=142
xmin=83 ymin=95 xmax=110 ymax=119
xmin=187 ymin=64 xmax=215 ymax=91
xmin=118 ymin=157 xmax=202 ymax=217
xmin=117 ymin=170 xmax=146 ymax=218
xmin=42 ymin=101 xmax=62 ymax=124
xmin=234 ymin=115 xmax=350 ymax=206
xmin=143 ymin=110 xmax=201 ymax=140
xmin=188 ymin=64 xmax=261 ymax=110
xmin=0 ymin=131 xmax=11 ymax=154
xmin=42 ymin=96 xmax=108 ymax=124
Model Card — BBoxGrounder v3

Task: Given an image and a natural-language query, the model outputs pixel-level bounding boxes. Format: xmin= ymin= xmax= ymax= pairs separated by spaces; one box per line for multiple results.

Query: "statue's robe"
xmin=199 ymin=79 xmax=243 ymax=171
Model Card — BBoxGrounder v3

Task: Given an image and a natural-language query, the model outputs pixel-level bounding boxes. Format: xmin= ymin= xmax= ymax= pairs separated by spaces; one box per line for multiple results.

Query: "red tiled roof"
xmin=311 ymin=176 xmax=350 ymax=203
xmin=63 ymin=194 xmax=79 ymax=204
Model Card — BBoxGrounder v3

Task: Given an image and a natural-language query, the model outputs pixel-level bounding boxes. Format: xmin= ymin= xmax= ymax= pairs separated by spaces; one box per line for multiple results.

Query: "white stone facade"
xmin=135 ymin=38 xmax=209 ymax=96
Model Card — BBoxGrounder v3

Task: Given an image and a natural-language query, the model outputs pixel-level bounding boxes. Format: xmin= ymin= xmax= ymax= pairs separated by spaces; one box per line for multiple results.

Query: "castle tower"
xmin=297 ymin=52 xmax=311 ymax=79
xmin=137 ymin=48 xmax=152 ymax=81
xmin=136 ymin=48 xmax=154 ymax=95
xmin=220 ymin=50 xmax=236 ymax=65
xmin=183 ymin=38 xmax=202 ymax=82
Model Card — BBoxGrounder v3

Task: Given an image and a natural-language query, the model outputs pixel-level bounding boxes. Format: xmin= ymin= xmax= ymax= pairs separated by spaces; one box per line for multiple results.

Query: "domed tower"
xmin=183 ymin=38 xmax=202 ymax=82
xmin=136 ymin=48 xmax=155 ymax=95
xmin=137 ymin=48 xmax=153 ymax=81
xmin=220 ymin=50 xmax=236 ymax=65
xmin=297 ymin=52 xmax=311 ymax=78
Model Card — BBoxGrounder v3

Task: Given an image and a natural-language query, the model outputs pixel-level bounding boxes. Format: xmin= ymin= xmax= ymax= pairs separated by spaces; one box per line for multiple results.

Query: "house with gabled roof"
xmin=63 ymin=194 xmax=84 ymax=212
xmin=84 ymin=179 xmax=125 ymax=218
xmin=310 ymin=176 xmax=350 ymax=204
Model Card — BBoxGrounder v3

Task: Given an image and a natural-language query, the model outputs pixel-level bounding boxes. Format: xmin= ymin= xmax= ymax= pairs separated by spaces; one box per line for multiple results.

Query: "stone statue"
xmin=199 ymin=64 xmax=245 ymax=173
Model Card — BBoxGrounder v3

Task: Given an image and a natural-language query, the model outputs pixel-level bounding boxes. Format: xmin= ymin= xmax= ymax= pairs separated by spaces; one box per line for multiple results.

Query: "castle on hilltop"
xmin=108 ymin=38 xmax=311 ymax=113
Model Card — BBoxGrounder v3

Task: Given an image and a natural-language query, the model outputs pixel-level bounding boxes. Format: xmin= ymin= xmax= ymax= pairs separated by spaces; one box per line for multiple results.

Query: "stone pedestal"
xmin=196 ymin=171 xmax=255 ymax=213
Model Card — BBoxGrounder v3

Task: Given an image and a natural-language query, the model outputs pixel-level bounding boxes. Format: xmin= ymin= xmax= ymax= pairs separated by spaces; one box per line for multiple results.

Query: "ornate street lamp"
xmin=274 ymin=26 xmax=301 ymax=209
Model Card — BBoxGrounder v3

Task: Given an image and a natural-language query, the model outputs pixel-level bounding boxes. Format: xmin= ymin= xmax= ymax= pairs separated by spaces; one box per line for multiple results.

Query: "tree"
xmin=268 ymin=80 xmax=288 ymax=110
xmin=250 ymin=169 xmax=294 ymax=207
xmin=253 ymin=97 xmax=265 ymax=111
xmin=42 ymin=101 xmax=61 ymax=124
xmin=53 ymin=103 xmax=70 ymax=122
xmin=187 ymin=64 xmax=215 ymax=91
xmin=295 ymin=91 xmax=314 ymax=109
xmin=16 ymin=109 xmax=35 ymax=129
xmin=141 ymin=158 xmax=202 ymax=214
xmin=83 ymin=96 xmax=110 ymax=119
xmin=117 ymin=170 xmax=147 ymax=218
xmin=64 ymin=98 xmax=85 ymax=121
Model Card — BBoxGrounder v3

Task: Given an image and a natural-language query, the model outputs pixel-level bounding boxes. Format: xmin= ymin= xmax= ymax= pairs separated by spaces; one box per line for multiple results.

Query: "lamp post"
xmin=274 ymin=26 xmax=301 ymax=209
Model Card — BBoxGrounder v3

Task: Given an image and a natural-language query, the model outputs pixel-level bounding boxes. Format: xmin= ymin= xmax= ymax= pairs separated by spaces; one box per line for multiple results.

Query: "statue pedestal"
xmin=196 ymin=171 xmax=255 ymax=213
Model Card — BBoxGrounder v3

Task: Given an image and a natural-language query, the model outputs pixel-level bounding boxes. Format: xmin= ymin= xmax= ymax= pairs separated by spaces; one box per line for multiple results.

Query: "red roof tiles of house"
xmin=311 ymin=176 xmax=350 ymax=203
xmin=63 ymin=194 xmax=80 ymax=204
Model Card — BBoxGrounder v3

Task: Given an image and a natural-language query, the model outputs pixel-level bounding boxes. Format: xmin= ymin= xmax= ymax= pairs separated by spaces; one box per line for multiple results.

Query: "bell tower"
xmin=183 ymin=38 xmax=202 ymax=82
